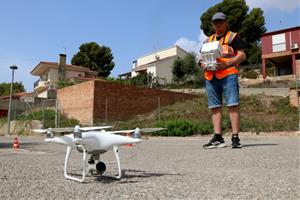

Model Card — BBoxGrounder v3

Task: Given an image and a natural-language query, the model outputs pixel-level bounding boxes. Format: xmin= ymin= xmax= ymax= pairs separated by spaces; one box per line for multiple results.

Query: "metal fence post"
xmin=295 ymin=74 xmax=300 ymax=131
xmin=42 ymin=100 xmax=45 ymax=129
xmin=105 ymin=98 xmax=108 ymax=123
xmin=157 ymin=96 xmax=161 ymax=123
xmin=55 ymin=99 xmax=58 ymax=128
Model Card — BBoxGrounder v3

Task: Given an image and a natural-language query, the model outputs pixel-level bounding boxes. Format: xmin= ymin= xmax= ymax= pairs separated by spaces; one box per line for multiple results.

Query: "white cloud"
xmin=174 ymin=30 xmax=207 ymax=54
xmin=246 ymin=0 xmax=300 ymax=12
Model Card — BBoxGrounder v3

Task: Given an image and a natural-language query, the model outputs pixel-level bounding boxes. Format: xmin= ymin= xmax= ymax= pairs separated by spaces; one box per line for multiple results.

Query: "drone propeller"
xmin=108 ymin=127 xmax=165 ymax=138
xmin=32 ymin=125 xmax=113 ymax=137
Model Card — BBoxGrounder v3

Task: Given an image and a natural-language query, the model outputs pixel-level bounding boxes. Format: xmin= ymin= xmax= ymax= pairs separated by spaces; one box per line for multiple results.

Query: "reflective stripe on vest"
xmin=204 ymin=31 xmax=238 ymax=80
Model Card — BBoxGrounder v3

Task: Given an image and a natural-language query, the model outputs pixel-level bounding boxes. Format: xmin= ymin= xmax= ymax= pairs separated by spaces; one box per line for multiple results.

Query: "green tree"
xmin=0 ymin=82 xmax=25 ymax=96
xmin=172 ymin=53 xmax=197 ymax=83
xmin=172 ymin=57 xmax=186 ymax=83
xmin=200 ymin=0 xmax=266 ymax=64
xmin=130 ymin=73 xmax=151 ymax=86
xmin=71 ymin=42 xmax=115 ymax=77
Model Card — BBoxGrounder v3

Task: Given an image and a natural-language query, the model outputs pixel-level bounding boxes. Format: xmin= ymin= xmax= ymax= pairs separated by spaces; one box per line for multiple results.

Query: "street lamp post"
xmin=7 ymin=65 xmax=18 ymax=136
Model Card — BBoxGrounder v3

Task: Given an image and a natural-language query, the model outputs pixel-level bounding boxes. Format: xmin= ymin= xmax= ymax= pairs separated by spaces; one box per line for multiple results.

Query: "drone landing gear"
xmin=64 ymin=145 xmax=122 ymax=183
xmin=101 ymin=146 xmax=122 ymax=180
xmin=64 ymin=145 xmax=87 ymax=183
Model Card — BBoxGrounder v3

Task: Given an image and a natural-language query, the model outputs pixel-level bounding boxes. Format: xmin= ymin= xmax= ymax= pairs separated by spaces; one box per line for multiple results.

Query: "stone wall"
xmin=290 ymin=89 xmax=300 ymax=107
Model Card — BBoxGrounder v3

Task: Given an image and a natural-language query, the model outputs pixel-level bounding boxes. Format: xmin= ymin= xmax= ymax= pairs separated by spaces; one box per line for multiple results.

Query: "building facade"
xmin=131 ymin=46 xmax=189 ymax=84
xmin=261 ymin=26 xmax=300 ymax=78
xmin=31 ymin=54 xmax=98 ymax=98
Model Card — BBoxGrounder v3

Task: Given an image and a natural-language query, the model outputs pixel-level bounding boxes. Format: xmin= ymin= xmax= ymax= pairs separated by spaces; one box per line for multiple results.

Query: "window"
xmin=272 ymin=33 xmax=286 ymax=52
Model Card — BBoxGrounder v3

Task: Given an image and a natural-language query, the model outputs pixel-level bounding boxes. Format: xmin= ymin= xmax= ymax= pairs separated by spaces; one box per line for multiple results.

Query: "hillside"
xmin=111 ymin=94 xmax=298 ymax=135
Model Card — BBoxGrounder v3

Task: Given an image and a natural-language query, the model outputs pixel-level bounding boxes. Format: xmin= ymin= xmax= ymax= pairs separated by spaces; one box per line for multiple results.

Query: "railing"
xmin=33 ymin=79 xmax=40 ymax=88
xmin=33 ymin=80 xmax=49 ymax=91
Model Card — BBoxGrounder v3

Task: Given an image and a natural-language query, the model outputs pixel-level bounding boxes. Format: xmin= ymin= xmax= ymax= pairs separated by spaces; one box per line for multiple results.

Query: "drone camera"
xmin=46 ymin=128 xmax=54 ymax=138
xmin=96 ymin=162 xmax=106 ymax=174
xmin=74 ymin=131 xmax=82 ymax=139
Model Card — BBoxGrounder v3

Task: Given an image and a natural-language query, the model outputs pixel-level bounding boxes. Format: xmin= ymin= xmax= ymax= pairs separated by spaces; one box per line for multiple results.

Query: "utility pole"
xmin=7 ymin=65 xmax=18 ymax=136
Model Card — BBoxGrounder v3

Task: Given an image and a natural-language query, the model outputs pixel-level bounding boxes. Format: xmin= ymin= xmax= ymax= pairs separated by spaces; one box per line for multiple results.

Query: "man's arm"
xmin=218 ymin=49 xmax=246 ymax=69
xmin=227 ymin=49 xmax=246 ymax=66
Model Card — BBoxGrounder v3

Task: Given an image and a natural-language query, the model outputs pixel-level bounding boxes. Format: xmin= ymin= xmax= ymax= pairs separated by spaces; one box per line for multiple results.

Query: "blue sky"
xmin=0 ymin=0 xmax=299 ymax=91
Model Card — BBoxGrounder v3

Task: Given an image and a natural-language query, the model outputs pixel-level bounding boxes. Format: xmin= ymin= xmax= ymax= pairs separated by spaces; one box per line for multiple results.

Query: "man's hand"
xmin=198 ymin=60 xmax=207 ymax=71
xmin=216 ymin=60 xmax=231 ymax=70
xmin=216 ymin=49 xmax=246 ymax=70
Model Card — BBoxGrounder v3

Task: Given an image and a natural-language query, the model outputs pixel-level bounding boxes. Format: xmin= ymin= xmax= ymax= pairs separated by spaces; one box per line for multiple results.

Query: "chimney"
xmin=58 ymin=54 xmax=66 ymax=81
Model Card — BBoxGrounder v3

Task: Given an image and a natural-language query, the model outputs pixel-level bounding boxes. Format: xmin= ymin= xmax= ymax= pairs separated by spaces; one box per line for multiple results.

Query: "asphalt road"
xmin=0 ymin=134 xmax=299 ymax=200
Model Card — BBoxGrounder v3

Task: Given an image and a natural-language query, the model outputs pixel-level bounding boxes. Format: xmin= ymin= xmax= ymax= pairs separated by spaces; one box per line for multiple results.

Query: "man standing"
xmin=200 ymin=12 xmax=246 ymax=149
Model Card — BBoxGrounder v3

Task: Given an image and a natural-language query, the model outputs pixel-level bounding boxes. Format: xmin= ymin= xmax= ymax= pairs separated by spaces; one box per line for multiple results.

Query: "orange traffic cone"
xmin=13 ymin=137 xmax=20 ymax=150
xmin=126 ymin=132 xmax=133 ymax=147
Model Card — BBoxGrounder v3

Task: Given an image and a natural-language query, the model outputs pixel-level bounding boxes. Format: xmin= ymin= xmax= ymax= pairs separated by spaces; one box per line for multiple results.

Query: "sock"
xmin=214 ymin=133 xmax=223 ymax=140
xmin=232 ymin=133 xmax=239 ymax=138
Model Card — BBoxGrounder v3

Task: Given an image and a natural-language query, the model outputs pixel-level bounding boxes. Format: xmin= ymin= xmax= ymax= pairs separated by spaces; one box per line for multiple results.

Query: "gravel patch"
xmin=0 ymin=135 xmax=299 ymax=200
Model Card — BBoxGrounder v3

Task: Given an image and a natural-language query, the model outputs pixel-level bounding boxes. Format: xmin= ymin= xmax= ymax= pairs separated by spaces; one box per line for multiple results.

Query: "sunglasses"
xmin=212 ymin=20 xmax=225 ymax=25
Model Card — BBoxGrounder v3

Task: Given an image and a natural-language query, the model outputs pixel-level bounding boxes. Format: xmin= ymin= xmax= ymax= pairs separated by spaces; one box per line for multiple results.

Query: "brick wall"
xmin=57 ymin=81 xmax=95 ymax=125
xmin=57 ymin=80 xmax=197 ymax=125
xmin=93 ymin=80 xmax=197 ymax=122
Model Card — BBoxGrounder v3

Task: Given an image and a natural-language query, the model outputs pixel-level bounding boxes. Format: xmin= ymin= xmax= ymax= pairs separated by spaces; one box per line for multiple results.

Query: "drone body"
xmin=45 ymin=131 xmax=142 ymax=153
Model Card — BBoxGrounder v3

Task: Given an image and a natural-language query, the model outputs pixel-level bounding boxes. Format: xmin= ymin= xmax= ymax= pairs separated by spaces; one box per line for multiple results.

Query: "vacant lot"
xmin=0 ymin=134 xmax=299 ymax=200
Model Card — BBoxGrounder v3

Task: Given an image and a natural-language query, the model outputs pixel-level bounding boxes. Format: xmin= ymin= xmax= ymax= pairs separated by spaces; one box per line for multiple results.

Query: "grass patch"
xmin=17 ymin=109 xmax=80 ymax=128
xmin=113 ymin=94 xmax=298 ymax=136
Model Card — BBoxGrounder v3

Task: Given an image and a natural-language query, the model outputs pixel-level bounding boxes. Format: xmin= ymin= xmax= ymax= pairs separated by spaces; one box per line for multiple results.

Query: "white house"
xmin=131 ymin=46 xmax=189 ymax=84
xmin=31 ymin=54 xmax=98 ymax=98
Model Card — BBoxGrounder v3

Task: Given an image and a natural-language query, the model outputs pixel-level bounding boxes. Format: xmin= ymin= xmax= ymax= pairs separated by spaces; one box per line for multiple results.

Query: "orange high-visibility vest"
xmin=204 ymin=31 xmax=239 ymax=80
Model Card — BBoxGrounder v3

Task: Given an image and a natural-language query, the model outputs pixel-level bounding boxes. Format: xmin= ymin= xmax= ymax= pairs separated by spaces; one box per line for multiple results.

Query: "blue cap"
xmin=212 ymin=12 xmax=226 ymax=22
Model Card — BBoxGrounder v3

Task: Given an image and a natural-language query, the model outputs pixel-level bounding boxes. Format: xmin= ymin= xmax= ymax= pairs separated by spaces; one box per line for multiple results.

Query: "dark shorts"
xmin=205 ymin=74 xmax=239 ymax=109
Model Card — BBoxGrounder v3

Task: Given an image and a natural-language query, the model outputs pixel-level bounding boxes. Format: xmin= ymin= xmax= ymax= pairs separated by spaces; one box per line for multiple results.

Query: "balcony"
xmin=33 ymin=79 xmax=48 ymax=92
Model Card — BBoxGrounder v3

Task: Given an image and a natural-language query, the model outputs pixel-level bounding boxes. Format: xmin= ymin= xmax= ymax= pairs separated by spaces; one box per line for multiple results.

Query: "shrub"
xmin=154 ymin=119 xmax=212 ymax=136
xmin=57 ymin=81 xmax=74 ymax=89
xmin=17 ymin=109 xmax=79 ymax=128
xmin=241 ymin=69 xmax=258 ymax=79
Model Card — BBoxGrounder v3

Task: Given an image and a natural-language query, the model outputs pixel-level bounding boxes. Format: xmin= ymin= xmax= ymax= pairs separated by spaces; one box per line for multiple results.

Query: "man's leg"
xmin=228 ymin=105 xmax=242 ymax=148
xmin=212 ymin=107 xmax=222 ymax=134
xmin=228 ymin=105 xmax=240 ymax=134
xmin=203 ymin=78 xmax=225 ymax=149
xmin=223 ymin=74 xmax=242 ymax=148
xmin=203 ymin=106 xmax=226 ymax=149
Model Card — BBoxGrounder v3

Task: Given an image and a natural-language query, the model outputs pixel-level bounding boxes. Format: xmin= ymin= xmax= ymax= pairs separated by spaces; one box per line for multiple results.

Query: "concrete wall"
xmin=296 ymin=60 xmax=300 ymax=78
xmin=57 ymin=81 xmax=95 ymax=125
xmin=290 ymin=89 xmax=300 ymax=107
xmin=66 ymin=70 xmax=85 ymax=80
xmin=48 ymin=68 xmax=59 ymax=82
xmin=155 ymin=57 xmax=178 ymax=83
xmin=168 ymin=88 xmax=290 ymax=97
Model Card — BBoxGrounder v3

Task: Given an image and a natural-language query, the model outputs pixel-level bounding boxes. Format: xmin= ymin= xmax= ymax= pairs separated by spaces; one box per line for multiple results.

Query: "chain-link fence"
xmin=92 ymin=96 xmax=173 ymax=124
xmin=0 ymin=99 xmax=62 ymax=135
xmin=1 ymin=76 xmax=299 ymax=135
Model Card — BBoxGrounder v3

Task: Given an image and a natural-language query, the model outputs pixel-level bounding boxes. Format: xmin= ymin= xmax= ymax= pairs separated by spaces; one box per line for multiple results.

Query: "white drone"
xmin=33 ymin=125 xmax=164 ymax=183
